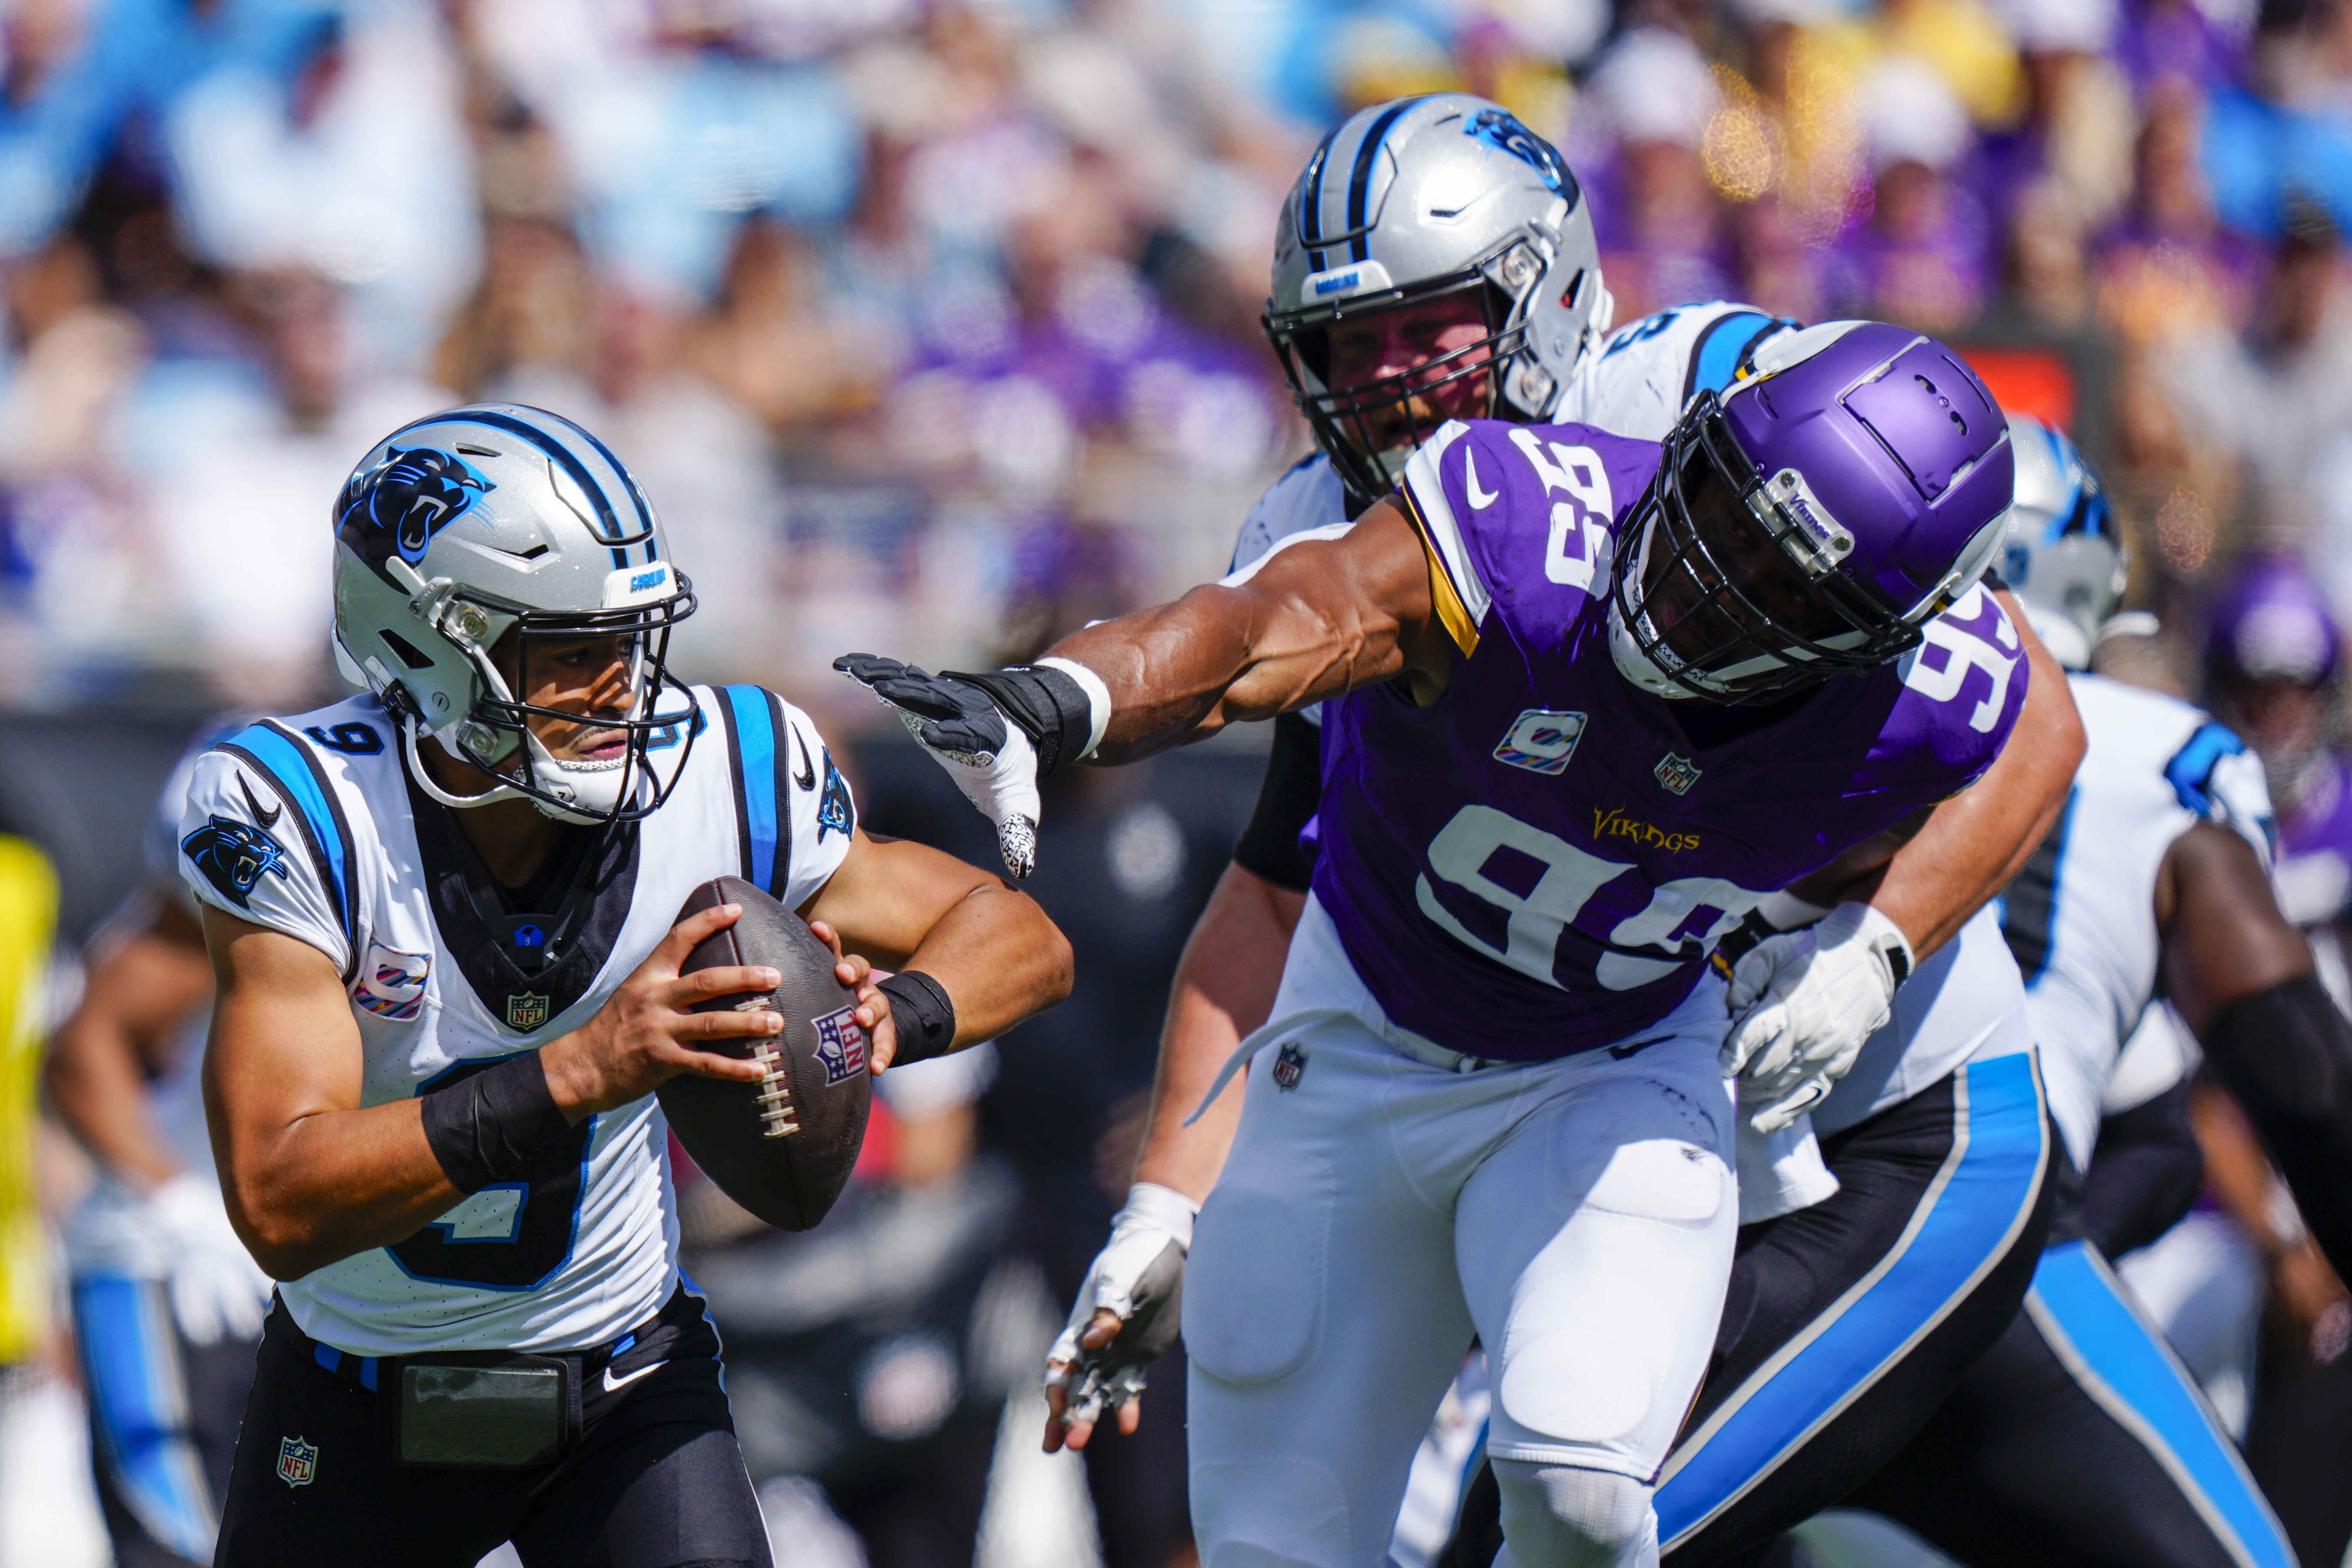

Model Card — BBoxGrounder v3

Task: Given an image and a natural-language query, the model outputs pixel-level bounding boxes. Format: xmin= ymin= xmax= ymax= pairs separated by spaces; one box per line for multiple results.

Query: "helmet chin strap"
xmin=403 ymin=718 xmax=531 ymax=812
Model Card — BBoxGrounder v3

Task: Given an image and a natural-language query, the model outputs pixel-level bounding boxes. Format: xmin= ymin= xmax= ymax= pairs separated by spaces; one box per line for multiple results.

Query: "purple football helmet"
xmin=1608 ymin=320 xmax=2015 ymax=703
xmin=2204 ymin=555 xmax=2342 ymax=689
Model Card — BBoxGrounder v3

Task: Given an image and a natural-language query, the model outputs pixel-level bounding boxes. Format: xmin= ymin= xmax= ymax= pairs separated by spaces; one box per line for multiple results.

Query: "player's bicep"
xmin=2159 ymin=821 xmax=2315 ymax=1032
xmin=200 ymin=905 xmax=366 ymax=1161
xmin=798 ymin=828 xmax=1003 ymax=968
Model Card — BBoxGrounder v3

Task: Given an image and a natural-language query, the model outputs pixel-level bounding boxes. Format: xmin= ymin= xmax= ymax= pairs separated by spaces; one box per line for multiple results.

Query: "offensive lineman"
xmin=184 ymin=405 xmax=1072 ymax=1566
xmin=841 ymin=316 xmax=2029 ymax=1565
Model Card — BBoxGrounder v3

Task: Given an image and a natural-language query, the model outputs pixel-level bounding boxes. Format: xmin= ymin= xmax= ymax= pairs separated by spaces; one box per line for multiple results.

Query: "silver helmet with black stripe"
xmin=330 ymin=402 xmax=698 ymax=825
xmin=1265 ymin=93 xmax=1611 ymax=507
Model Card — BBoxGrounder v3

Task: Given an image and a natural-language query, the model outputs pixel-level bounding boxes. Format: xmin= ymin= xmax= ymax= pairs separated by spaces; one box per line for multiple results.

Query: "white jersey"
xmin=176 ymin=685 xmax=855 ymax=1355
xmin=1235 ymin=300 xmax=2013 ymax=1127
xmin=2007 ymin=672 xmax=2271 ymax=1166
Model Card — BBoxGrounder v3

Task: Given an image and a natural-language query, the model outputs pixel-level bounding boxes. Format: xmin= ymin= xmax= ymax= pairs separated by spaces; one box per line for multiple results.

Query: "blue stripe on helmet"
xmin=1300 ymin=128 xmax=1338 ymax=273
xmin=1349 ymin=100 xmax=1417 ymax=263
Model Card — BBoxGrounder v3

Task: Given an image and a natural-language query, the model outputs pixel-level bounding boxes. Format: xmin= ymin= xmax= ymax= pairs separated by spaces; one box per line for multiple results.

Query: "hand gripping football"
xmin=658 ymin=877 xmax=872 ymax=1231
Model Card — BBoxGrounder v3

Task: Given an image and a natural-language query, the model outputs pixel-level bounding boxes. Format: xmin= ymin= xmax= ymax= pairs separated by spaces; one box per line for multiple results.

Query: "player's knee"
xmin=1491 ymin=1459 xmax=1653 ymax=1568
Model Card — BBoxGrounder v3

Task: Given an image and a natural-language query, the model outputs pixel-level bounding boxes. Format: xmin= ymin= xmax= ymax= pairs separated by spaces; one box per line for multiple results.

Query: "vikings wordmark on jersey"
xmin=177 ymin=684 xmax=853 ymax=1355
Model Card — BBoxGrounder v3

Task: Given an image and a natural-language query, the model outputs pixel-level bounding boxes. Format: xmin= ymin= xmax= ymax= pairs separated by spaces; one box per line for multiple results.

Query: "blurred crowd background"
xmin=6 ymin=0 xmax=2352 ymax=1562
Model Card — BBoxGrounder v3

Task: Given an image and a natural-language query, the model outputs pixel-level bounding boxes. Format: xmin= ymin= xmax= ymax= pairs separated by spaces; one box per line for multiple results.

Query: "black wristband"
xmin=945 ymin=665 xmax=1095 ymax=777
xmin=419 ymin=1052 xmax=573 ymax=1195
xmin=877 ymin=971 xmax=957 ymax=1066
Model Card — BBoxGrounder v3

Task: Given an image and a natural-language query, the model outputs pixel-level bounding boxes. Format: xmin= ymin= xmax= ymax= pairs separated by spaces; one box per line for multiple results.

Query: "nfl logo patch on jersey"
xmin=353 ymin=942 xmax=430 ymax=1021
xmin=1273 ymin=1041 xmax=1308 ymax=1090
xmin=1494 ymin=708 xmax=1588 ymax=775
xmin=277 ymin=1435 xmax=317 ymax=1487
xmin=505 ymin=992 xmax=551 ymax=1031
xmin=1655 ymin=752 xmax=1703 ymax=796
xmin=813 ymin=1005 xmax=867 ymax=1085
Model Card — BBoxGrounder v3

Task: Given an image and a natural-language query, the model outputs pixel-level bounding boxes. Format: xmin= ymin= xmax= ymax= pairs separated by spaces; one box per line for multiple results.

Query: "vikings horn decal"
xmin=1464 ymin=107 xmax=1576 ymax=200
xmin=336 ymin=445 xmax=496 ymax=570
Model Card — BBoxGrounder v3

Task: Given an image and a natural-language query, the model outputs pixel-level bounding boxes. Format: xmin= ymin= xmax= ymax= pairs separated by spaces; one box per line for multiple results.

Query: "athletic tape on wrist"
xmin=878 ymin=971 xmax=957 ymax=1065
xmin=1036 ymin=656 xmax=1111 ymax=761
xmin=419 ymin=1052 xmax=572 ymax=1195
xmin=1123 ymin=1182 xmax=1200 ymax=1251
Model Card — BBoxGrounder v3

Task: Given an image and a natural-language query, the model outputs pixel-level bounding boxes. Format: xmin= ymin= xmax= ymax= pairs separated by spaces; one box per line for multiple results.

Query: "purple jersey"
xmin=1310 ymin=418 xmax=2029 ymax=1060
xmin=2275 ymin=756 xmax=2352 ymax=926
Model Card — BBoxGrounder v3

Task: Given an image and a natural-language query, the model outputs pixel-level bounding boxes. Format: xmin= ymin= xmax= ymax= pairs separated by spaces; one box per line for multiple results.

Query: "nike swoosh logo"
xmin=238 ymin=773 xmax=282 ymax=830
xmin=792 ymin=727 xmax=815 ymax=791
xmin=603 ymin=1360 xmax=665 ymax=1393
xmin=1464 ymin=450 xmax=1498 ymax=510
xmin=1608 ymin=1035 xmax=1670 ymax=1061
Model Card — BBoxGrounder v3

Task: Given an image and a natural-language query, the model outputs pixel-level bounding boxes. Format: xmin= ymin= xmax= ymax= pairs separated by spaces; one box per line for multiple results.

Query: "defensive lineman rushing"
xmin=843 ymin=305 xmax=2032 ymax=1567
xmin=934 ymin=96 xmax=2078 ymax=1566
xmin=181 ymin=405 xmax=1070 ymax=1566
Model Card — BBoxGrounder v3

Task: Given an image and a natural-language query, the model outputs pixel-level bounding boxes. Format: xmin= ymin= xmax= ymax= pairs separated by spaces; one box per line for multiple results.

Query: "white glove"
xmin=67 ymin=1173 xmax=270 ymax=1345
xmin=1722 ymin=901 xmax=1913 ymax=1135
xmin=1045 ymin=1183 xmax=1195 ymax=1430
xmin=834 ymin=655 xmax=1052 ymax=876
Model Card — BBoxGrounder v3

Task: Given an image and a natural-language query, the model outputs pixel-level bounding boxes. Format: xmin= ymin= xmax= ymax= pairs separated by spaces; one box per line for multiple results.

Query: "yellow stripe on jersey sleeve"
xmin=1398 ymin=422 xmax=1493 ymax=658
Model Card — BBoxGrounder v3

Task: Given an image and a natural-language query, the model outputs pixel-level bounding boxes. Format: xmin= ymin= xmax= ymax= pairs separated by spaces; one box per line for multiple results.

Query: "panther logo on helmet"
xmin=1464 ymin=107 xmax=1576 ymax=199
xmin=336 ymin=446 xmax=495 ymax=567
xmin=181 ymin=815 xmax=290 ymax=910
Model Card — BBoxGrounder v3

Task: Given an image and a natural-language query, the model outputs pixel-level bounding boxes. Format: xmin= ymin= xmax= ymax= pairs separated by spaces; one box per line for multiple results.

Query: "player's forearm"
xmin=1866 ymin=611 xmax=2082 ymax=956
xmin=1132 ymin=863 xmax=1306 ymax=1203
xmin=218 ymin=1100 xmax=462 ymax=1279
xmin=1046 ymin=585 xmax=1354 ymax=764
xmin=898 ymin=884 xmax=1075 ymax=1049
xmin=44 ymin=1014 xmax=182 ymax=1188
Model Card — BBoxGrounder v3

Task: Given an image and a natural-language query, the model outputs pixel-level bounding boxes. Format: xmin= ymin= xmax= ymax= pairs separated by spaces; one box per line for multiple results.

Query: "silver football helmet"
xmin=330 ymin=404 xmax=698 ymax=825
xmin=1997 ymin=413 xmax=2125 ymax=671
xmin=1265 ymin=93 xmax=1612 ymax=507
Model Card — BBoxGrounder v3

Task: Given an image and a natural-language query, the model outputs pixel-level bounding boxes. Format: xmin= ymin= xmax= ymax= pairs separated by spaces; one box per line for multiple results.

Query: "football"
xmin=658 ymin=876 xmax=873 ymax=1232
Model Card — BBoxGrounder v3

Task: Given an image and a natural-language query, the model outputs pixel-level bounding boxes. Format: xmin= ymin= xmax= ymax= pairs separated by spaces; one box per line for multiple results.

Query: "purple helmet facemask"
xmin=1608 ymin=321 xmax=2016 ymax=704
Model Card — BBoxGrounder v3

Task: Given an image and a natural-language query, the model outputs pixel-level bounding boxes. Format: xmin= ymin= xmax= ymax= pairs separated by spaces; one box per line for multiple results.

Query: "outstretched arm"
xmin=1044 ymin=501 xmax=1453 ymax=761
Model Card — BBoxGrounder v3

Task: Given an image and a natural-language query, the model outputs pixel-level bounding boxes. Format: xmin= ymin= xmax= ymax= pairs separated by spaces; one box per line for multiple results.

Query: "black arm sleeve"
xmin=2201 ymin=972 xmax=2352 ymax=1278
xmin=1231 ymin=712 xmax=1323 ymax=893
xmin=2078 ymin=1078 xmax=2204 ymax=1258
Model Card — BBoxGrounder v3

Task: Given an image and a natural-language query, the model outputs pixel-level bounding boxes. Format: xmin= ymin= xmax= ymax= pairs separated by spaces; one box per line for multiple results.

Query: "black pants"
xmin=1443 ymin=1055 xmax=2057 ymax=1568
xmin=214 ymin=1288 xmax=770 ymax=1568
xmin=1853 ymin=1239 xmax=2293 ymax=1568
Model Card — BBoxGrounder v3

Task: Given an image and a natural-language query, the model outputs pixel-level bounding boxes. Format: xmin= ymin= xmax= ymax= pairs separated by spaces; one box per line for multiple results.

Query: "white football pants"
xmin=1185 ymin=899 xmax=1738 ymax=1568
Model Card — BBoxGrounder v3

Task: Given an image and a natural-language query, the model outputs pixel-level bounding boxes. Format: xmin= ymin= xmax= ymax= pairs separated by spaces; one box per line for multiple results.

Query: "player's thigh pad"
xmin=1185 ymin=1011 xmax=1486 ymax=1568
xmin=1460 ymin=1030 xmax=1738 ymax=1480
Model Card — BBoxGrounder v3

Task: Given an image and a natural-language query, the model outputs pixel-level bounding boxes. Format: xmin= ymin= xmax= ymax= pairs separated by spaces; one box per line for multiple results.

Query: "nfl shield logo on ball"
xmin=1654 ymin=752 xmax=1703 ymax=796
xmin=813 ymin=1006 xmax=867 ymax=1085
xmin=505 ymin=993 xmax=551 ymax=1031
xmin=1273 ymin=1041 xmax=1308 ymax=1090
xmin=277 ymin=1435 xmax=317 ymax=1487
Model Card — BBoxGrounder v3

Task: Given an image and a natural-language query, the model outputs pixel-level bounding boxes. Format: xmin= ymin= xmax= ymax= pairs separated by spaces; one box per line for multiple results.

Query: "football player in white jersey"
xmin=960 ymin=96 xmax=2078 ymax=1562
xmin=181 ymin=405 xmax=1073 ymax=1568
xmin=46 ymin=721 xmax=270 ymax=1568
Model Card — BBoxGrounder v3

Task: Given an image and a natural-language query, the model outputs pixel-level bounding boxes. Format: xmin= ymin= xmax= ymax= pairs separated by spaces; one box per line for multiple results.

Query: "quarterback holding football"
xmin=183 ymin=404 xmax=1071 ymax=1566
